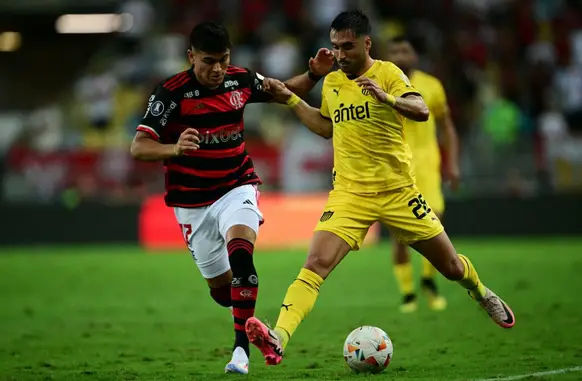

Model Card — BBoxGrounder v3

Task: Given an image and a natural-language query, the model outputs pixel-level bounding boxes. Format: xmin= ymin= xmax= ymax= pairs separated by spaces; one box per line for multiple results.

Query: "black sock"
xmin=228 ymin=238 xmax=258 ymax=357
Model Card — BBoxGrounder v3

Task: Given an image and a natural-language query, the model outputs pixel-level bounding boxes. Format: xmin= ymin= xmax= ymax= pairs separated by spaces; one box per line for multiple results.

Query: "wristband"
xmin=286 ymin=93 xmax=301 ymax=107
xmin=385 ymin=94 xmax=396 ymax=107
xmin=308 ymin=70 xmax=323 ymax=82
xmin=173 ymin=144 xmax=180 ymax=156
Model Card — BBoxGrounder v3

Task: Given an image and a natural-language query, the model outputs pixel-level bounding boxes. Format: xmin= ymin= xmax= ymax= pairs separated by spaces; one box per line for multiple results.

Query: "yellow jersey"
xmin=405 ymin=70 xmax=448 ymax=171
xmin=320 ymin=60 xmax=421 ymax=193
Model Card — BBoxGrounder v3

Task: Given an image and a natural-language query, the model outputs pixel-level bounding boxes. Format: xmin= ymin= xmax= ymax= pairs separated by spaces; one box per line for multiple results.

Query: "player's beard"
xmin=339 ymin=57 xmax=365 ymax=76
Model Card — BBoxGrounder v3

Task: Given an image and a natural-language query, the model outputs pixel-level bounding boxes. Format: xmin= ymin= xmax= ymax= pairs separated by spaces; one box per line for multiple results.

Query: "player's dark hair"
xmin=330 ymin=10 xmax=371 ymax=37
xmin=391 ymin=35 xmax=417 ymax=49
xmin=390 ymin=34 xmax=423 ymax=53
xmin=189 ymin=21 xmax=232 ymax=53
xmin=390 ymin=35 xmax=410 ymax=44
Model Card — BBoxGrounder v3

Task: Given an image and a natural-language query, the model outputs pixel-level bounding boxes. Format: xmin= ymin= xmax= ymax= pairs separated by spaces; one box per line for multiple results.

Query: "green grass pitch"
xmin=1 ymin=238 xmax=582 ymax=380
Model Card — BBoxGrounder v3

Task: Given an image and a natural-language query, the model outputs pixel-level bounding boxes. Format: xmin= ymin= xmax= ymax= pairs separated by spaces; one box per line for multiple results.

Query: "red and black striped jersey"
xmin=137 ymin=65 xmax=273 ymax=208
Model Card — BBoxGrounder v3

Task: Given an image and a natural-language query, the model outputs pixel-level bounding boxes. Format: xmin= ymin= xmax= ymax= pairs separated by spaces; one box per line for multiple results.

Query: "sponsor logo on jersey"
xmin=200 ymin=126 xmax=242 ymax=145
xmin=143 ymin=95 xmax=156 ymax=117
xmin=184 ymin=90 xmax=200 ymax=98
xmin=224 ymin=80 xmax=239 ymax=88
xmin=333 ymin=102 xmax=370 ymax=123
xmin=159 ymin=101 xmax=177 ymax=126
xmin=150 ymin=101 xmax=165 ymax=116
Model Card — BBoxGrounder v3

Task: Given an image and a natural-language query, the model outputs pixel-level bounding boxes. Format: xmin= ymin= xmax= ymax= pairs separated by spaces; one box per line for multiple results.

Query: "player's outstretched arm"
xmin=355 ymin=77 xmax=429 ymax=122
xmin=389 ymin=94 xmax=430 ymax=122
xmin=287 ymin=94 xmax=333 ymax=139
xmin=264 ymin=78 xmax=332 ymax=139
xmin=283 ymin=48 xmax=334 ymax=99
xmin=131 ymin=129 xmax=200 ymax=161
xmin=437 ymin=110 xmax=460 ymax=190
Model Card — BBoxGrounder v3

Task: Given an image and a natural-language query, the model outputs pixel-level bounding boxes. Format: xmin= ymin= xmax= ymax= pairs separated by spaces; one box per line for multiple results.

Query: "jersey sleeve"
xmin=320 ymin=78 xmax=331 ymax=120
xmin=137 ymin=86 xmax=180 ymax=140
xmin=385 ymin=64 xmax=420 ymax=99
xmin=431 ymin=79 xmax=449 ymax=119
xmin=247 ymin=70 xmax=274 ymax=104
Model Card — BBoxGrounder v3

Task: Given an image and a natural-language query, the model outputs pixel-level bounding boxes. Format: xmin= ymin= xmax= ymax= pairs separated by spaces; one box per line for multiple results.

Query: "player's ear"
xmin=187 ymin=48 xmax=195 ymax=65
xmin=365 ymin=36 xmax=372 ymax=51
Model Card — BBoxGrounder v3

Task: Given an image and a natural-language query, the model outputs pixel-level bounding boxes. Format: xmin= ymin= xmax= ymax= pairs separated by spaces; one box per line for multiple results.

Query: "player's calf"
xmin=411 ymin=231 xmax=515 ymax=327
xmin=206 ymin=270 xmax=233 ymax=308
xmin=209 ymin=284 xmax=232 ymax=308
xmin=411 ymin=233 xmax=464 ymax=281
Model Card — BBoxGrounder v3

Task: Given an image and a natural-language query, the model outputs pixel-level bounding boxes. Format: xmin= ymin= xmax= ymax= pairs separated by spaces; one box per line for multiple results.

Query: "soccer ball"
xmin=343 ymin=326 xmax=393 ymax=373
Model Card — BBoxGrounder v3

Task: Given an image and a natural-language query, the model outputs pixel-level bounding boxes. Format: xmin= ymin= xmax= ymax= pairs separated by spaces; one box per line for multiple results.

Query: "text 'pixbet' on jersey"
xmin=333 ymin=102 xmax=371 ymax=123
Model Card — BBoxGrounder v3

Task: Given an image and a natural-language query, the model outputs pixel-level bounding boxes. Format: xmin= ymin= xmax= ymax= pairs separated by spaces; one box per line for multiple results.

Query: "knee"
xmin=441 ymin=256 xmax=465 ymax=281
xmin=392 ymin=243 xmax=409 ymax=264
xmin=304 ymin=252 xmax=333 ymax=280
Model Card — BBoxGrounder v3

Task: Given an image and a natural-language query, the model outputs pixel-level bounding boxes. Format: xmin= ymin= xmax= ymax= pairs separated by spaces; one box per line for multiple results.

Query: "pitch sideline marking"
xmin=474 ymin=366 xmax=582 ymax=381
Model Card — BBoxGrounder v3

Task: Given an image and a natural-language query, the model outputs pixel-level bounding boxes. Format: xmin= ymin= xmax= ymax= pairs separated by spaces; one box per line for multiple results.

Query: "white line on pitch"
xmin=473 ymin=366 xmax=582 ymax=381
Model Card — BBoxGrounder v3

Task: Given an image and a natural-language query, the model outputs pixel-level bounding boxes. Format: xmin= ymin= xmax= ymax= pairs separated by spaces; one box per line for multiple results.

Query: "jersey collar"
xmin=344 ymin=59 xmax=379 ymax=80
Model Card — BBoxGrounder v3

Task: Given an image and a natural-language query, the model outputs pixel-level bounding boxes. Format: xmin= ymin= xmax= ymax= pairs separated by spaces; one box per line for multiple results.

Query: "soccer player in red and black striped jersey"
xmin=130 ymin=22 xmax=334 ymax=374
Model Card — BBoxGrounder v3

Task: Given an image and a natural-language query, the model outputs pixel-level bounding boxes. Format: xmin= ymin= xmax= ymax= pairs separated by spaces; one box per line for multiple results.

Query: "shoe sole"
xmin=245 ymin=318 xmax=282 ymax=365
xmin=224 ymin=363 xmax=248 ymax=374
xmin=497 ymin=300 xmax=516 ymax=329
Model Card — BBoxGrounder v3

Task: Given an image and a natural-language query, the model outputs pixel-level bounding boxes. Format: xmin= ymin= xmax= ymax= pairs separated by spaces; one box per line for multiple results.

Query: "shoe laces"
xmin=482 ymin=296 xmax=505 ymax=317
xmin=263 ymin=319 xmax=284 ymax=355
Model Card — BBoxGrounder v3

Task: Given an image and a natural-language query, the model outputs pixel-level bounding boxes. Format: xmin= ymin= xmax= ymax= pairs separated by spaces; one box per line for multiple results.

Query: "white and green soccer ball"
xmin=343 ymin=326 xmax=393 ymax=373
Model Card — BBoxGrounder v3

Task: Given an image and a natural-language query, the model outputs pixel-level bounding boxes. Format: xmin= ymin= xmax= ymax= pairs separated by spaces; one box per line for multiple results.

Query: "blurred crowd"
xmin=1 ymin=0 xmax=582 ymax=204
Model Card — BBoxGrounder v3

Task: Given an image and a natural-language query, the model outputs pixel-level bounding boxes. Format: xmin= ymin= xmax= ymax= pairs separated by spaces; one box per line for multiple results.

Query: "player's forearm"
xmin=438 ymin=114 xmax=459 ymax=166
xmin=284 ymin=72 xmax=322 ymax=99
xmin=288 ymin=95 xmax=333 ymax=139
xmin=388 ymin=95 xmax=429 ymax=122
xmin=131 ymin=137 xmax=176 ymax=161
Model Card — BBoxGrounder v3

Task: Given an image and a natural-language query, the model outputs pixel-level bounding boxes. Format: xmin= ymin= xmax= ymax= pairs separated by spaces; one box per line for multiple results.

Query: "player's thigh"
xmin=415 ymin=171 xmax=445 ymax=215
xmin=314 ymin=190 xmax=378 ymax=252
xmin=379 ymin=185 xmax=444 ymax=247
xmin=216 ymin=184 xmax=263 ymax=244
xmin=174 ymin=207 xmax=231 ymax=280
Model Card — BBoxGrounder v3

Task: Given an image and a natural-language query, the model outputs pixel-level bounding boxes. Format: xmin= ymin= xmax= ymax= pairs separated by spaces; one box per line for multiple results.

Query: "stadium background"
xmin=1 ymin=1 xmax=582 ymax=380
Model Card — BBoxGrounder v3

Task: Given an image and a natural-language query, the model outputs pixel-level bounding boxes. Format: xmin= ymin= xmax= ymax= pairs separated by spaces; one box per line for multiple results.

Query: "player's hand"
xmin=263 ymin=78 xmax=293 ymax=104
xmin=355 ymin=76 xmax=389 ymax=103
xmin=174 ymin=128 xmax=200 ymax=156
xmin=309 ymin=48 xmax=335 ymax=76
xmin=444 ymin=163 xmax=461 ymax=191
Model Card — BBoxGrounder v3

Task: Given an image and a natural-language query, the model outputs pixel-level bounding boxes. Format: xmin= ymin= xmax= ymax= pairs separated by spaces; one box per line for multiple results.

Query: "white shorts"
xmin=174 ymin=184 xmax=263 ymax=279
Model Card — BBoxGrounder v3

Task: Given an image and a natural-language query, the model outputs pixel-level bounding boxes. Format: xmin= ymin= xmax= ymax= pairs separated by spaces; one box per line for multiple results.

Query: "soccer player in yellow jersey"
xmin=386 ymin=35 xmax=460 ymax=313
xmin=245 ymin=10 xmax=515 ymax=366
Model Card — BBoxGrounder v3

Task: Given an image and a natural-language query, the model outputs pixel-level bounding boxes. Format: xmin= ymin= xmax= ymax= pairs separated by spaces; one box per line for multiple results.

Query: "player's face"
xmin=386 ymin=42 xmax=417 ymax=74
xmin=188 ymin=48 xmax=230 ymax=89
xmin=330 ymin=29 xmax=371 ymax=75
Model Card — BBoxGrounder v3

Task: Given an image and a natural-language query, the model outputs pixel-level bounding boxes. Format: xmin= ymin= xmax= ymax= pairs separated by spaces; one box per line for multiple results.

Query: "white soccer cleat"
xmin=476 ymin=288 xmax=515 ymax=329
xmin=224 ymin=346 xmax=249 ymax=374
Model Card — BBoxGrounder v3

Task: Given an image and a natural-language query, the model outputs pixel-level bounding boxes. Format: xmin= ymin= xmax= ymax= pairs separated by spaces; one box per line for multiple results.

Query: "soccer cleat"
xmin=427 ymin=295 xmax=447 ymax=311
xmin=473 ymin=288 xmax=515 ymax=329
xmin=245 ymin=317 xmax=284 ymax=365
xmin=421 ymin=278 xmax=447 ymax=311
xmin=400 ymin=293 xmax=418 ymax=313
xmin=224 ymin=347 xmax=249 ymax=374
